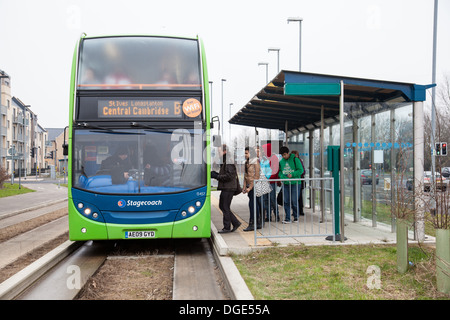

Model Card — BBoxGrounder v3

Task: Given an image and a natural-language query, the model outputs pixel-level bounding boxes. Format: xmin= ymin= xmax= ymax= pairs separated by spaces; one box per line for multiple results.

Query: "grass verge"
xmin=232 ymin=244 xmax=449 ymax=300
xmin=0 ymin=183 xmax=35 ymax=198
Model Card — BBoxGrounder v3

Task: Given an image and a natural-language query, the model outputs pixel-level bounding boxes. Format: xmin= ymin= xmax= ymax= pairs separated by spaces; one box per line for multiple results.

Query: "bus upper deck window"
xmin=78 ymin=36 xmax=201 ymax=90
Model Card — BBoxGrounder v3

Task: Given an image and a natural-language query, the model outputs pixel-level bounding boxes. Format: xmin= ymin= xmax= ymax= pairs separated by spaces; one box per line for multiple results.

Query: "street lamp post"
xmin=287 ymin=17 xmax=303 ymax=71
xmin=258 ymin=62 xmax=270 ymax=140
xmin=431 ymin=0 xmax=438 ymax=203
xmin=268 ymin=48 xmax=280 ymax=73
xmin=258 ymin=62 xmax=269 ymax=84
xmin=229 ymin=103 xmax=233 ymax=143
xmin=221 ymin=79 xmax=226 ymax=140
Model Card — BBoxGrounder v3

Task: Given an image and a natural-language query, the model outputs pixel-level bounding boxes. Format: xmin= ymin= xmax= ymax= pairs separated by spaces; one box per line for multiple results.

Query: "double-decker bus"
xmin=67 ymin=34 xmax=211 ymax=240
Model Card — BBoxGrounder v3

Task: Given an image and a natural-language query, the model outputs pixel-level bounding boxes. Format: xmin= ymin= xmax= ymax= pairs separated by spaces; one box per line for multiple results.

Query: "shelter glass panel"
xmin=343 ymin=102 xmax=413 ymax=228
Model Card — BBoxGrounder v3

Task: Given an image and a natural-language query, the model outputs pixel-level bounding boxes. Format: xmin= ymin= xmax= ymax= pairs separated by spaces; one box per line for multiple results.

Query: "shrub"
xmin=0 ymin=166 xmax=10 ymax=188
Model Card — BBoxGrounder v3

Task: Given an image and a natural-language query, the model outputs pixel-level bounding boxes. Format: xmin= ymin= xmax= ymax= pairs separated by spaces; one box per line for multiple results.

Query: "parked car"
xmin=441 ymin=167 xmax=450 ymax=178
xmin=406 ymin=171 xmax=448 ymax=191
xmin=361 ymin=169 xmax=379 ymax=185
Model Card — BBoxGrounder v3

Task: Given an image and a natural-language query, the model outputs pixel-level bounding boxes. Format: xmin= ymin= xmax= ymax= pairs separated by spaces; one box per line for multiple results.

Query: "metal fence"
xmin=252 ymin=177 xmax=336 ymax=245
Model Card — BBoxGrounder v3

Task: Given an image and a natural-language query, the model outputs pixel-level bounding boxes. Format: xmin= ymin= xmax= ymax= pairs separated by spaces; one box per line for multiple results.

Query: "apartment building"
xmin=1 ymin=69 xmax=49 ymax=176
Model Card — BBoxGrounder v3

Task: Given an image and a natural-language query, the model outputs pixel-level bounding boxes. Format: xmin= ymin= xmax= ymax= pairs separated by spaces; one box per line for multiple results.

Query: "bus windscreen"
xmin=77 ymin=36 xmax=201 ymax=90
xmin=73 ymin=128 xmax=206 ymax=194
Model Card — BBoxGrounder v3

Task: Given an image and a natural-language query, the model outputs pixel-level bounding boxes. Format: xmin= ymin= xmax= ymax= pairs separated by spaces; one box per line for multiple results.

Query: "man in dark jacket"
xmin=100 ymin=146 xmax=132 ymax=184
xmin=212 ymin=144 xmax=241 ymax=233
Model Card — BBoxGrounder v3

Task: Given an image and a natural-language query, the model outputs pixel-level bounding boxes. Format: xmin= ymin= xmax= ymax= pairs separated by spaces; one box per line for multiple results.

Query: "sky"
xmin=1 ymin=0 xmax=449 ymax=135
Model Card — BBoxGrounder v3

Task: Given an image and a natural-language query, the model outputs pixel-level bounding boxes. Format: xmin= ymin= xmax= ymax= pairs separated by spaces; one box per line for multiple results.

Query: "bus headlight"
xmin=73 ymin=199 xmax=104 ymax=222
xmin=176 ymin=199 xmax=204 ymax=221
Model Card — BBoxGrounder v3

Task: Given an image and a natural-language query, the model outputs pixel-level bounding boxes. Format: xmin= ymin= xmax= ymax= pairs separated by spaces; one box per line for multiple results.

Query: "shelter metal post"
xmin=320 ymin=105 xmax=325 ymax=222
xmin=309 ymin=130 xmax=314 ymax=212
xmin=339 ymin=80 xmax=345 ymax=242
xmin=329 ymin=125 xmax=334 ymax=212
xmin=353 ymin=117 xmax=361 ymax=222
xmin=390 ymin=109 xmax=396 ymax=233
xmin=285 ymin=120 xmax=288 ymax=146
xmin=371 ymin=113 xmax=377 ymax=228
xmin=413 ymin=101 xmax=425 ymax=242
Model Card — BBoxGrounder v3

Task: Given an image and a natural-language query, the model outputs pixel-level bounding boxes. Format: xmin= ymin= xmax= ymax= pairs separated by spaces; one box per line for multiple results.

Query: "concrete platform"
xmin=210 ymin=191 xmax=436 ymax=255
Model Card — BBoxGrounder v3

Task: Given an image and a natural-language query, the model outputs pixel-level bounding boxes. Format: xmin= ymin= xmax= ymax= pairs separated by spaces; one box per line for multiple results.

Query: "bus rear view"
xmin=68 ymin=35 xmax=211 ymax=240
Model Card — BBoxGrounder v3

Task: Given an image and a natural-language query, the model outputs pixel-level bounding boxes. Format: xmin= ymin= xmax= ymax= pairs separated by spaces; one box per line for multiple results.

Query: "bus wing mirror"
xmin=62 ymin=143 xmax=68 ymax=156
xmin=212 ymin=135 xmax=222 ymax=147
xmin=210 ymin=116 xmax=220 ymax=131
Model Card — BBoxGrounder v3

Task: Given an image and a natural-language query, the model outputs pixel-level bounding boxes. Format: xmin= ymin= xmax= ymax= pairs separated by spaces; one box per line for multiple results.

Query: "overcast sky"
xmin=1 ymin=0 xmax=449 ymax=133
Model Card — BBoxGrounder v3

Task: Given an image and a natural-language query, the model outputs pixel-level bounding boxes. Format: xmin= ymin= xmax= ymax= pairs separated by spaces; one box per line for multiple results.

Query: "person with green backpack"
xmin=278 ymin=146 xmax=304 ymax=223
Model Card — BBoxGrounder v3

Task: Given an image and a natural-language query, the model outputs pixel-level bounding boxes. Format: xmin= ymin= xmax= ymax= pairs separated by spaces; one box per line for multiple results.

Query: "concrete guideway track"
xmin=173 ymin=238 xmax=226 ymax=300
xmin=0 ymin=236 xmax=237 ymax=300
xmin=0 ymin=216 xmax=69 ymax=269
xmin=0 ymin=240 xmax=84 ymax=299
xmin=15 ymin=240 xmax=109 ymax=300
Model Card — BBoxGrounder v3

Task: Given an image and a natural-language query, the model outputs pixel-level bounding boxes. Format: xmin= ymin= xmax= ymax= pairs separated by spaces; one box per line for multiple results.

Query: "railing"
xmin=252 ymin=177 xmax=336 ymax=245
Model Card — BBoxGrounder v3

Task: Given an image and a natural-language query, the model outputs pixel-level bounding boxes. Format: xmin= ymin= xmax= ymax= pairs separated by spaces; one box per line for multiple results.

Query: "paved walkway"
xmin=0 ymin=180 xmax=67 ymax=220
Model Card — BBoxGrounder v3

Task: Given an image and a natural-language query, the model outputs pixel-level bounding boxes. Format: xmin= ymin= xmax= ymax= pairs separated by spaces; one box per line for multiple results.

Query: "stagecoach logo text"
xmin=117 ymin=199 xmax=163 ymax=208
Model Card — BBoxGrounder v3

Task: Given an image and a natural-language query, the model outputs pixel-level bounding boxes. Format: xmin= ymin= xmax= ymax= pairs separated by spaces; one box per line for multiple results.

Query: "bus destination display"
xmin=98 ymin=99 xmax=183 ymax=119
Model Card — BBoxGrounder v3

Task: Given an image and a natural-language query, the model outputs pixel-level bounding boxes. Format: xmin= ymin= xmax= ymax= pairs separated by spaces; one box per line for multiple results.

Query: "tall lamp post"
xmin=287 ymin=17 xmax=303 ymax=71
xmin=267 ymin=48 xmax=280 ymax=141
xmin=229 ymin=103 xmax=233 ymax=143
xmin=268 ymin=47 xmax=280 ymax=73
xmin=258 ymin=62 xmax=269 ymax=140
xmin=258 ymin=62 xmax=269 ymax=84
xmin=221 ymin=79 xmax=226 ymax=140
xmin=431 ymin=0 xmax=438 ymax=205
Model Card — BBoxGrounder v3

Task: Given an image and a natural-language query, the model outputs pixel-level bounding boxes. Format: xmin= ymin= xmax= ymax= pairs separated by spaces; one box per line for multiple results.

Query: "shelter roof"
xmin=229 ymin=71 xmax=434 ymax=134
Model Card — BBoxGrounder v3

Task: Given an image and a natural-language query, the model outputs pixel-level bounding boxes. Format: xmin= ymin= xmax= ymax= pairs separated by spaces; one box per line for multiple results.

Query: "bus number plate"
xmin=125 ymin=231 xmax=155 ymax=239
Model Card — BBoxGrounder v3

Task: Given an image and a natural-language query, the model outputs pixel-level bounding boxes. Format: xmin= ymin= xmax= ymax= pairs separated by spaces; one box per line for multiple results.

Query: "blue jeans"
xmin=248 ymin=188 xmax=262 ymax=227
xmin=282 ymin=183 xmax=300 ymax=221
xmin=263 ymin=183 xmax=278 ymax=220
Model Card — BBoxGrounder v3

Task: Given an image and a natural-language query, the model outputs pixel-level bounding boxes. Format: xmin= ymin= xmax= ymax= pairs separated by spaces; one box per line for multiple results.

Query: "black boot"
xmin=244 ymin=221 xmax=255 ymax=232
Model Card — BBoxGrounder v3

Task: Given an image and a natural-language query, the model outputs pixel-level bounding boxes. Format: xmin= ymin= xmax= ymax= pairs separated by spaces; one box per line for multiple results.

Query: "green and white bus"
xmin=67 ymin=34 xmax=211 ymax=240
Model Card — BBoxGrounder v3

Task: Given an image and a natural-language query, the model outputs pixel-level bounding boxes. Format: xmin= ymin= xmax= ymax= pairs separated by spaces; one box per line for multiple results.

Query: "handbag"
xmin=234 ymin=174 xmax=242 ymax=196
xmin=277 ymin=188 xmax=283 ymax=205
xmin=254 ymin=174 xmax=272 ymax=197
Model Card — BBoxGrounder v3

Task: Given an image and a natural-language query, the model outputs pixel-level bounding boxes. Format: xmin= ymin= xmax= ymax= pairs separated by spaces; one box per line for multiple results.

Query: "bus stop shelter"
xmin=229 ymin=71 xmax=434 ymax=241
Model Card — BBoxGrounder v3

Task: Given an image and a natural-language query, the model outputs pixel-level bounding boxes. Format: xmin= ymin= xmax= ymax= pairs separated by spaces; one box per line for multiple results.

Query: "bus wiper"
xmin=77 ymin=122 xmax=114 ymax=132
xmin=130 ymin=122 xmax=156 ymax=130
xmin=76 ymin=122 xmax=136 ymax=134
xmin=130 ymin=122 xmax=170 ymax=134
